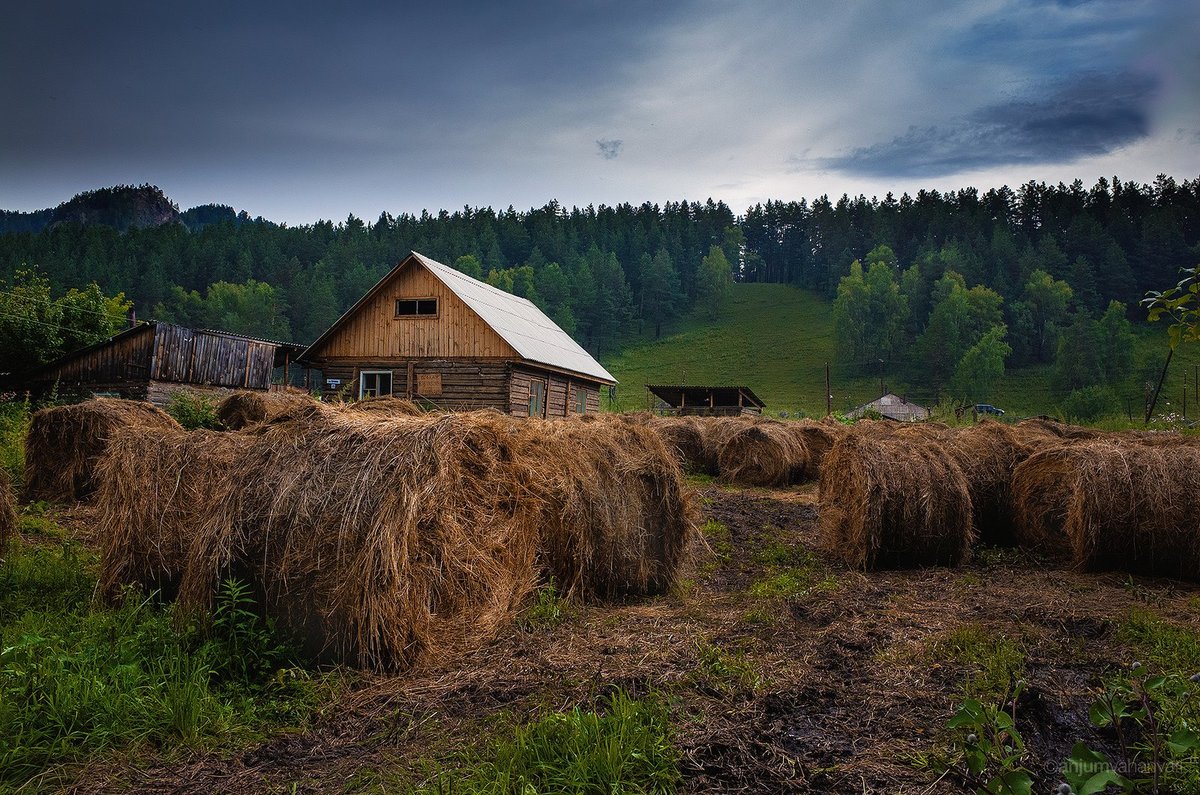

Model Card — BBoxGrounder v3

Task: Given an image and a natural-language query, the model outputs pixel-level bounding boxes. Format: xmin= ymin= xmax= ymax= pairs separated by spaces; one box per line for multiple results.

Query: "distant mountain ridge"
xmin=0 ymin=185 xmax=260 ymax=234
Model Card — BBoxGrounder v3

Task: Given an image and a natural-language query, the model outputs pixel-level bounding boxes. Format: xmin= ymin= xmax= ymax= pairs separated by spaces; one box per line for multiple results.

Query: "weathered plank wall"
xmin=317 ymin=359 xmax=510 ymax=409
xmin=308 ymin=263 xmax=517 ymax=360
xmin=150 ymin=326 xmax=276 ymax=389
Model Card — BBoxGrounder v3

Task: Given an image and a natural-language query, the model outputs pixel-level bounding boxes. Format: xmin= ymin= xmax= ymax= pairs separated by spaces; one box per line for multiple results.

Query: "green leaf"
xmin=1167 ymin=728 xmax=1200 ymax=755
xmin=989 ymin=771 xmax=1033 ymax=795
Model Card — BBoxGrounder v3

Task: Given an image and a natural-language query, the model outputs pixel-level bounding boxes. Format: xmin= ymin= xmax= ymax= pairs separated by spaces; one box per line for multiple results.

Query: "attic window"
xmin=396 ymin=298 xmax=437 ymax=317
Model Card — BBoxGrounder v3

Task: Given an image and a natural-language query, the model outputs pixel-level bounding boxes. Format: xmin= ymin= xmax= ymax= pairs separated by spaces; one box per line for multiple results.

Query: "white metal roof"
xmin=412 ymin=252 xmax=616 ymax=384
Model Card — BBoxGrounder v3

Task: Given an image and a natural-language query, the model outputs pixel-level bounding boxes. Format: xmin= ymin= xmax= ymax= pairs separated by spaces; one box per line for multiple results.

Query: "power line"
xmin=0 ymin=286 xmax=130 ymax=321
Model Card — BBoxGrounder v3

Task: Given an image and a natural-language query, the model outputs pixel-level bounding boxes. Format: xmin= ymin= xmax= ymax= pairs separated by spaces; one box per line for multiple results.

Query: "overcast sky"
xmin=2 ymin=0 xmax=1197 ymax=224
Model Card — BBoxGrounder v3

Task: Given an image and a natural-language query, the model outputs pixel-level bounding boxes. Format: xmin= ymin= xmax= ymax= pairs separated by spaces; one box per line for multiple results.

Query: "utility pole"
xmin=825 ymin=362 xmax=832 ymax=417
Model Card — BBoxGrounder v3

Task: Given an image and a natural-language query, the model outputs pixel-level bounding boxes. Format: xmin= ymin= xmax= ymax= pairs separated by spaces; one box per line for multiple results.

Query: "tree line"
xmin=0 ymin=176 xmax=1196 ymax=374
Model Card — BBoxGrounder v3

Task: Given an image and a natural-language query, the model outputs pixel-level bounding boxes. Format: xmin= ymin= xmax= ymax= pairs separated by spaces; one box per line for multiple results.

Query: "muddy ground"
xmin=69 ymin=482 xmax=1200 ymax=794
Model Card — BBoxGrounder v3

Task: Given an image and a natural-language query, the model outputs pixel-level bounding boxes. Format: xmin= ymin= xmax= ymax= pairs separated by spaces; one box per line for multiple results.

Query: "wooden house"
xmin=300 ymin=251 xmax=616 ymax=415
xmin=645 ymin=384 xmax=765 ymax=416
xmin=2 ymin=321 xmax=305 ymax=406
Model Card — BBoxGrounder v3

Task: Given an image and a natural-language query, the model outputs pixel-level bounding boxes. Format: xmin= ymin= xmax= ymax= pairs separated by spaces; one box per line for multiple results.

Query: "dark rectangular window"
xmin=360 ymin=370 xmax=393 ymax=399
xmin=396 ymin=298 xmax=437 ymax=317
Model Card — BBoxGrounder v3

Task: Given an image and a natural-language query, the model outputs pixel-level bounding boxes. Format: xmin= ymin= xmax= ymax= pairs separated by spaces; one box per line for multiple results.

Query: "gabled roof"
xmin=303 ymin=251 xmax=616 ymax=384
xmin=847 ymin=392 xmax=931 ymax=422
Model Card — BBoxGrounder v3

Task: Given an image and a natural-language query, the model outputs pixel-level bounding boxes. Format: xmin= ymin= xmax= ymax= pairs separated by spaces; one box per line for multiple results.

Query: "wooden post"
xmin=825 ymin=362 xmax=831 ymax=417
xmin=1145 ymin=348 xmax=1174 ymax=424
xmin=406 ymin=362 xmax=414 ymax=399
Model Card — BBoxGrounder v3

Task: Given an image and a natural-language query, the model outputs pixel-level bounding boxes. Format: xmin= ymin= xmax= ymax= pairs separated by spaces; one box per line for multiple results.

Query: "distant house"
xmin=299 ymin=251 xmax=616 ymax=415
xmin=2 ymin=321 xmax=305 ymax=406
xmin=846 ymin=392 xmax=931 ymax=422
xmin=645 ymin=384 xmax=765 ymax=416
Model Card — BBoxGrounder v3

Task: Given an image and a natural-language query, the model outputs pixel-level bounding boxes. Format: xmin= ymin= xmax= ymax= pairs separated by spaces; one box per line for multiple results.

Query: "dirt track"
xmin=73 ymin=483 xmax=1200 ymax=794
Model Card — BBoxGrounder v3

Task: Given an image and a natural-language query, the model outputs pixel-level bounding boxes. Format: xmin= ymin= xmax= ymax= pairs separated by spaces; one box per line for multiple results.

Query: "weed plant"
xmin=0 ymin=542 xmax=329 ymax=792
xmin=421 ymin=690 xmax=680 ymax=794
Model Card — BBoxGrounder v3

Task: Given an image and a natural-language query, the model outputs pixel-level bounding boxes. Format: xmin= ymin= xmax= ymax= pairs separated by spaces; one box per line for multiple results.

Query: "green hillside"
xmin=602 ymin=283 xmax=1200 ymax=421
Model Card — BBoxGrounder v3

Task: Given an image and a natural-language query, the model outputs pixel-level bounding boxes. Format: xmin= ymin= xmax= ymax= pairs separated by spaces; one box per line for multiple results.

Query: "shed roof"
xmin=846 ymin=392 xmax=931 ymax=422
xmin=645 ymin=384 xmax=765 ymax=409
xmin=303 ymin=252 xmax=616 ymax=384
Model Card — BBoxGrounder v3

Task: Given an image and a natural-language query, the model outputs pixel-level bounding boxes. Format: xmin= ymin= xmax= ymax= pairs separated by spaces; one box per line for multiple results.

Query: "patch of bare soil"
xmin=70 ymin=486 xmax=1200 ymax=794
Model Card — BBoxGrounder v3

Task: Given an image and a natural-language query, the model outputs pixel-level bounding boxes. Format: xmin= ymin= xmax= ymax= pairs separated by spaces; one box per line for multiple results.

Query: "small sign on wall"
xmin=326 ymin=379 xmax=342 ymax=388
xmin=416 ymin=373 xmax=442 ymax=396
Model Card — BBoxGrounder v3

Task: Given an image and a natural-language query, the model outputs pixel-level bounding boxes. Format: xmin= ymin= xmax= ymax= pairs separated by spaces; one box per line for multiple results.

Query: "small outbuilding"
xmin=299 ymin=251 xmax=616 ymax=415
xmin=3 ymin=321 xmax=305 ymax=406
xmin=645 ymin=384 xmax=765 ymax=416
xmin=846 ymin=392 xmax=931 ymax=422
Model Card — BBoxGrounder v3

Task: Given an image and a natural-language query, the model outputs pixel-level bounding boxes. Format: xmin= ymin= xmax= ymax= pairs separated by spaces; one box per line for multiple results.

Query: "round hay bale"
xmin=25 ymin=398 xmax=182 ymax=503
xmin=0 ymin=469 xmax=16 ymax=553
xmin=1015 ymin=417 xmax=1101 ymax=441
xmin=1063 ymin=441 xmax=1200 ymax=579
xmin=524 ymin=416 xmax=697 ymax=599
xmin=695 ymin=415 xmax=761 ymax=474
xmin=95 ymin=425 xmax=250 ymax=600
xmin=942 ymin=420 xmax=1039 ymax=546
xmin=818 ymin=433 xmax=975 ymax=569
xmin=718 ymin=422 xmax=810 ymax=487
xmin=216 ymin=391 xmax=322 ymax=430
xmin=646 ymin=416 xmax=707 ymax=473
xmin=340 ymin=396 xmax=424 ymax=417
xmin=1010 ymin=444 xmax=1078 ymax=556
xmin=786 ymin=420 xmax=842 ymax=479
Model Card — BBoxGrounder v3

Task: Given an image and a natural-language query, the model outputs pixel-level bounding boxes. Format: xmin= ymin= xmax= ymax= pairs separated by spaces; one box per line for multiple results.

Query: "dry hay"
xmin=1015 ymin=417 xmax=1101 ymax=441
xmin=646 ymin=416 xmax=708 ymax=473
xmin=818 ymin=432 xmax=974 ymax=569
xmin=524 ymin=416 xmax=696 ymax=598
xmin=786 ymin=420 xmax=843 ymax=479
xmin=24 ymin=398 xmax=182 ymax=503
xmin=340 ymin=396 xmax=424 ymax=417
xmin=1010 ymin=444 xmax=1079 ymax=556
xmin=1025 ymin=441 xmax=1200 ymax=579
xmin=694 ymin=415 xmax=763 ymax=474
xmin=216 ymin=390 xmax=322 ymax=430
xmin=0 ymin=468 xmax=16 ymax=553
xmin=96 ymin=409 xmax=695 ymax=670
xmin=941 ymin=420 xmax=1040 ymax=546
xmin=96 ymin=426 xmax=251 ymax=600
xmin=717 ymin=422 xmax=811 ymax=487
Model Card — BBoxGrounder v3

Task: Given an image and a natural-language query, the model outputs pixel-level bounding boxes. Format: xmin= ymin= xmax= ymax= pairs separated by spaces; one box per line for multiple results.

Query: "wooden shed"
xmin=646 ymin=384 xmax=765 ymax=416
xmin=300 ymin=251 xmax=616 ymax=415
xmin=3 ymin=321 xmax=305 ymax=406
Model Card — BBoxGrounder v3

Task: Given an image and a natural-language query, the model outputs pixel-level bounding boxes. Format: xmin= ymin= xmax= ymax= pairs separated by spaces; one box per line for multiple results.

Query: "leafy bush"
xmin=0 ymin=398 xmax=30 ymax=485
xmin=165 ymin=391 xmax=223 ymax=430
xmin=1059 ymin=386 xmax=1118 ymax=424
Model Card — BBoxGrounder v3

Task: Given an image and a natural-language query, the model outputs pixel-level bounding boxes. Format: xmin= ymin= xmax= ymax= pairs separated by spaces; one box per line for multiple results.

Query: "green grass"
xmin=602 ymin=283 xmax=1200 ymax=421
xmin=417 ymin=691 xmax=680 ymax=795
xmin=0 ymin=538 xmax=332 ymax=793
xmin=928 ymin=624 xmax=1027 ymax=703
xmin=1117 ymin=609 xmax=1200 ymax=724
xmin=746 ymin=541 xmax=837 ymax=601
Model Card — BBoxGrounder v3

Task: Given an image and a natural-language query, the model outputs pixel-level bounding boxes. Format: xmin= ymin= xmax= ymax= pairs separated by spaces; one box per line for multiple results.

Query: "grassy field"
xmin=604 ymin=283 xmax=1200 ymax=421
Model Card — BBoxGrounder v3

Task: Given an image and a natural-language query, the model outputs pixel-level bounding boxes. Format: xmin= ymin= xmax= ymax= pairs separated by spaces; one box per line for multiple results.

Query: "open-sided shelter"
xmin=300 ymin=251 xmax=616 ymax=415
xmin=646 ymin=384 xmax=765 ymax=416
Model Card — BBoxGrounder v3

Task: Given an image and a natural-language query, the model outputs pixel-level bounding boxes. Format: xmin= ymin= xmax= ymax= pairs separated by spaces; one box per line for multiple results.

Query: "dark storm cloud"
xmin=824 ymin=71 xmax=1158 ymax=177
xmin=0 ymin=1 xmax=685 ymax=174
xmin=596 ymin=139 xmax=623 ymax=160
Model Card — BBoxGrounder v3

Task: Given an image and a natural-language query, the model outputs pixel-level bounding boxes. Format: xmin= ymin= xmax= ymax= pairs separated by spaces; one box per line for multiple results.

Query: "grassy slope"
xmin=603 ymin=283 xmax=1200 ymax=420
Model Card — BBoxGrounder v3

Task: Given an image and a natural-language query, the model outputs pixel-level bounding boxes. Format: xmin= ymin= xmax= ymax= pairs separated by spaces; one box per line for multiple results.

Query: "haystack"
xmin=96 ymin=426 xmax=251 ymax=600
xmin=717 ymin=422 xmax=810 ymax=487
xmin=1063 ymin=441 xmax=1200 ymax=579
xmin=96 ymin=409 xmax=695 ymax=670
xmin=24 ymin=398 xmax=182 ymax=503
xmin=1010 ymin=444 xmax=1079 ymax=556
xmin=787 ymin=420 xmax=842 ymax=479
xmin=216 ymin=391 xmax=322 ymax=430
xmin=1015 ymin=417 xmax=1101 ymax=441
xmin=525 ymin=417 xmax=696 ymax=598
xmin=340 ymin=396 xmax=424 ymax=417
xmin=0 ymin=469 xmax=16 ymax=553
xmin=695 ymin=415 xmax=762 ymax=474
xmin=647 ymin=416 xmax=708 ymax=473
xmin=942 ymin=420 xmax=1039 ymax=545
xmin=819 ymin=433 xmax=974 ymax=569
